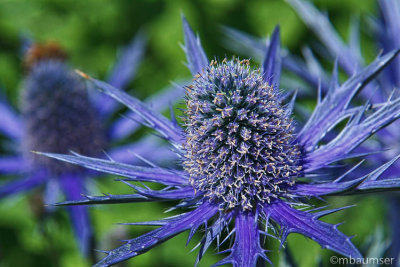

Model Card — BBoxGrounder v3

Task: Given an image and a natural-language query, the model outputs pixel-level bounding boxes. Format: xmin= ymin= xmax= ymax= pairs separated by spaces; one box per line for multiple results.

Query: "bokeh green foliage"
xmin=0 ymin=0 xmax=385 ymax=266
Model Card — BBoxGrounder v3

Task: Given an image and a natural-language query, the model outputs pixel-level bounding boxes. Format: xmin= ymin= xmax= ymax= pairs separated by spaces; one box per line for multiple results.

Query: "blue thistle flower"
xmin=0 ymin=36 xmax=181 ymax=257
xmin=41 ymin=17 xmax=400 ymax=266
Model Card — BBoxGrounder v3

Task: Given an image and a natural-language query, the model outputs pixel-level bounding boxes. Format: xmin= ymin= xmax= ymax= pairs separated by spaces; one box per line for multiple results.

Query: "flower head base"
xmin=184 ymin=58 xmax=302 ymax=210
xmin=21 ymin=45 xmax=105 ymax=174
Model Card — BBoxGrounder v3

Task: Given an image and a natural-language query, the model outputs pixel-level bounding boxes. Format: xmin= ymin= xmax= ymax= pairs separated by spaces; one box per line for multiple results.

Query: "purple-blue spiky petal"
xmin=107 ymin=135 xmax=177 ymax=164
xmin=107 ymin=31 xmax=146 ymax=90
xmin=379 ymin=0 xmax=400 ymax=88
xmin=59 ymin=174 xmax=93 ymax=257
xmin=348 ymin=17 xmax=362 ymax=63
xmin=302 ymin=46 xmax=329 ymax=84
xmin=311 ymin=205 xmax=355 ymax=220
xmin=94 ymin=202 xmax=218 ymax=267
xmin=36 ymin=152 xmax=188 ymax=185
xmin=307 ymin=96 xmax=400 ymax=170
xmin=221 ymin=26 xmax=265 ymax=59
xmin=221 ymin=26 xmax=330 ymax=91
xmin=43 ymin=178 xmax=60 ymax=212
xmin=262 ymin=26 xmax=281 ymax=89
xmin=356 ymin=178 xmax=400 ymax=193
xmin=0 ymin=156 xmax=28 ymax=174
xmin=297 ymin=49 xmax=400 ymax=150
xmin=379 ymin=0 xmax=400 ymax=52
xmin=291 ymin=177 xmax=365 ymax=197
xmin=109 ymin=83 xmax=185 ymax=140
xmin=287 ymin=0 xmax=360 ymax=75
xmin=0 ymin=171 xmax=48 ymax=198
xmin=0 ymin=98 xmax=23 ymax=140
xmin=54 ymin=194 xmax=149 ymax=206
xmin=295 ymin=156 xmax=400 ymax=196
xmin=213 ymin=212 xmax=269 ymax=267
xmin=128 ymin=185 xmax=194 ymax=200
xmin=181 ymin=15 xmax=208 ymax=76
xmin=94 ymin=32 xmax=146 ymax=117
xmin=195 ymin=213 xmax=232 ymax=265
xmin=79 ymin=72 xmax=184 ymax=145
xmin=350 ymin=155 xmax=400 ymax=193
xmin=265 ymin=200 xmax=362 ymax=259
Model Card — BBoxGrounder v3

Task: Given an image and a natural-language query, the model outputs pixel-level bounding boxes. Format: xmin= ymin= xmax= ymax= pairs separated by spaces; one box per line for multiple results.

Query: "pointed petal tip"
xmin=270 ymin=25 xmax=281 ymax=46
xmin=75 ymin=69 xmax=90 ymax=80
xmin=181 ymin=15 xmax=208 ymax=75
xmin=262 ymin=25 xmax=282 ymax=87
xmin=181 ymin=13 xmax=188 ymax=23
xmin=181 ymin=14 xmax=193 ymax=37
xmin=272 ymin=25 xmax=280 ymax=36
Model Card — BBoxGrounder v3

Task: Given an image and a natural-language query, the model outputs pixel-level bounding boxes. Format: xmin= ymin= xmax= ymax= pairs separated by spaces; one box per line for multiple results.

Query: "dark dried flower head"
xmin=0 ymin=34 xmax=152 ymax=257
xmin=21 ymin=59 xmax=105 ymax=174
xmin=23 ymin=41 xmax=68 ymax=71
xmin=184 ymin=58 xmax=302 ymax=210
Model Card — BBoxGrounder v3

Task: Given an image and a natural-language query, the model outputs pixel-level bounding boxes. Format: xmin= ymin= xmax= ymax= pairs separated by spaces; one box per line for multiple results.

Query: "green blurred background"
xmin=0 ymin=0 xmax=387 ymax=266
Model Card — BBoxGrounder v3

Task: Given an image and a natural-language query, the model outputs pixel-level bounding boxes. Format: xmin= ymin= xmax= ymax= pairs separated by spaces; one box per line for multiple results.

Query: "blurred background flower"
xmin=0 ymin=0 xmax=387 ymax=266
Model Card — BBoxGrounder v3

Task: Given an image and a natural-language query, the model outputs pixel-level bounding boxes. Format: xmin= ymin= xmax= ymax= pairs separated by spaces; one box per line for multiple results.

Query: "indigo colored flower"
xmin=41 ymin=17 xmax=400 ymax=266
xmin=0 ymin=35 xmax=181 ymax=257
